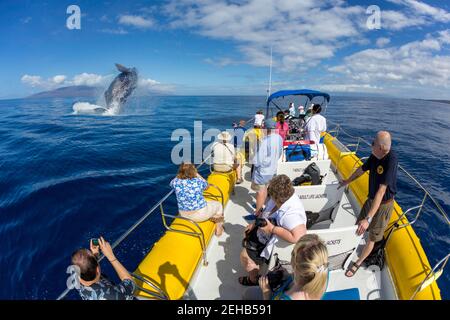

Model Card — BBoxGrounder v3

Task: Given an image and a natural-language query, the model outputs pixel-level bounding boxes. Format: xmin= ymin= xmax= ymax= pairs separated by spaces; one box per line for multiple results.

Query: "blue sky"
xmin=0 ymin=0 xmax=449 ymax=98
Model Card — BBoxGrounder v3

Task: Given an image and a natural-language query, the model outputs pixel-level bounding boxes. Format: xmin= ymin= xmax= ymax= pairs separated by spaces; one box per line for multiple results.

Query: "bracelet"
xmin=109 ymin=258 xmax=118 ymax=263
xmin=366 ymin=217 xmax=373 ymax=224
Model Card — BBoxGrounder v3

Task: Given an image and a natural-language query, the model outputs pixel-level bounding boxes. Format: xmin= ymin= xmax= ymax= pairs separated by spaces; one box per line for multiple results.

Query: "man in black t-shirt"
xmin=339 ymin=131 xmax=398 ymax=277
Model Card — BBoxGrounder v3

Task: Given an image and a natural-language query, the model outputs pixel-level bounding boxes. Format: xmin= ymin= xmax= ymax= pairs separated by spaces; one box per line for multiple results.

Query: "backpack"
xmin=292 ymin=162 xmax=324 ymax=186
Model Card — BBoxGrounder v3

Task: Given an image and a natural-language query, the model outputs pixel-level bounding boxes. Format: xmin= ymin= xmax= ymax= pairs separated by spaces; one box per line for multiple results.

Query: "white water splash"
xmin=72 ymin=102 xmax=119 ymax=116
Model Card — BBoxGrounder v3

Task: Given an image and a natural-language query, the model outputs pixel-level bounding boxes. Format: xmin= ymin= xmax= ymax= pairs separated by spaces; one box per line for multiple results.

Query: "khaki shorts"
xmin=251 ymin=182 xmax=269 ymax=192
xmin=213 ymin=164 xmax=234 ymax=172
xmin=357 ymin=198 xmax=394 ymax=242
xmin=179 ymin=200 xmax=223 ymax=223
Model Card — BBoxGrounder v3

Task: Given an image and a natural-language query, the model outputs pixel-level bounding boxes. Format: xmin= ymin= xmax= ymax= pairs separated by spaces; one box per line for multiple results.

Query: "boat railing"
xmin=328 ymin=120 xmax=450 ymax=298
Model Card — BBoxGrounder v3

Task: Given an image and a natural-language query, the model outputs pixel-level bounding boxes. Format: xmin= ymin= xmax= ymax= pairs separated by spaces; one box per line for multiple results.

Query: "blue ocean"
xmin=0 ymin=96 xmax=448 ymax=299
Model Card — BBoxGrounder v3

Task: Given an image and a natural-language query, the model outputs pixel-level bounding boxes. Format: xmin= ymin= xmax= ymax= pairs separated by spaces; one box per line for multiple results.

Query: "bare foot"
xmin=215 ymin=223 xmax=224 ymax=237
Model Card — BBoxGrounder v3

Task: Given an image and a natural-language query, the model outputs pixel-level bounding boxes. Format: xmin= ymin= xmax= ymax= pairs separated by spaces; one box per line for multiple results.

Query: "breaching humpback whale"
xmin=103 ymin=63 xmax=138 ymax=113
xmin=72 ymin=63 xmax=138 ymax=115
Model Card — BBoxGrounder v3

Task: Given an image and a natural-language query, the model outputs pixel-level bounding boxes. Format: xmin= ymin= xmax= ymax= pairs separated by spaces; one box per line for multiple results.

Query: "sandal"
xmin=236 ymin=178 xmax=243 ymax=185
xmin=345 ymin=261 xmax=361 ymax=277
xmin=238 ymin=276 xmax=258 ymax=286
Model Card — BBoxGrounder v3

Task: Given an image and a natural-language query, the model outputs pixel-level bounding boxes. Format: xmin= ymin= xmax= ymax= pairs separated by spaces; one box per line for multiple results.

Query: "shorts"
xmin=179 ymin=200 xmax=223 ymax=223
xmin=213 ymin=164 xmax=234 ymax=172
xmin=357 ymin=198 xmax=394 ymax=242
xmin=251 ymin=182 xmax=269 ymax=192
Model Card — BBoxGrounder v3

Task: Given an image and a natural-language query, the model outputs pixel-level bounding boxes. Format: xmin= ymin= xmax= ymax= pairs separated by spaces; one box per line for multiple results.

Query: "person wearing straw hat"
xmin=212 ymin=131 xmax=243 ymax=184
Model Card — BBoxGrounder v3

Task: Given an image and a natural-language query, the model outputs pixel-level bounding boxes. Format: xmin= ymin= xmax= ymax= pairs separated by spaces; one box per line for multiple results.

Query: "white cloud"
xmin=318 ymin=84 xmax=382 ymax=93
xmin=21 ymin=72 xmax=173 ymax=94
xmin=137 ymin=78 xmax=175 ymax=94
xmin=387 ymin=0 xmax=450 ymax=23
xmin=329 ymin=30 xmax=450 ymax=95
xmin=164 ymin=0 xmax=366 ymax=71
xmin=52 ymin=75 xmax=66 ymax=84
xmin=376 ymin=37 xmax=391 ymax=48
xmin=72 ymin=73 xmax=107 ymax=86
xmin=21 ymin=75 xmax=43 ymax=87
xmin=118 ymin=15 xmax=154 ymax=28
xmin=100 ymin=28 xmax=128 ymax=35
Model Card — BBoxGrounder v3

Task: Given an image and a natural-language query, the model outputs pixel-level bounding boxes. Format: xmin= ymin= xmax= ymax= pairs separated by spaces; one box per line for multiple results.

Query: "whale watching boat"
xmin=58 ymin=89 xmax=449 ymax=300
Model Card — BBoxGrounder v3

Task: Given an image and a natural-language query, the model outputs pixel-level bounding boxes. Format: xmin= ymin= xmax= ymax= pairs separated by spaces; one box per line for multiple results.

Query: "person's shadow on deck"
xmin=215 ymin=222 xmax=248 ymax=300
xmin=232 ymin=185 xmax=255 ymax=213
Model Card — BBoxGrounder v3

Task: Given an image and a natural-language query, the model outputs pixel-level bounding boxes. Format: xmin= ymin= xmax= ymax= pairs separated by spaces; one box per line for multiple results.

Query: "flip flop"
xmin=345 ymin=261 xmax=361 ymax=277
xmin=238 ymin=276 xmax=258 ymax=286
xmin=209 ymin=216 xmax=225 ymax=223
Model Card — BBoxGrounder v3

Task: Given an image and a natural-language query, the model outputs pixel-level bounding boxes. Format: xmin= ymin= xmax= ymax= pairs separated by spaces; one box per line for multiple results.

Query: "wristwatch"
xmin=366 ymin=217 xmax=373 ymax=224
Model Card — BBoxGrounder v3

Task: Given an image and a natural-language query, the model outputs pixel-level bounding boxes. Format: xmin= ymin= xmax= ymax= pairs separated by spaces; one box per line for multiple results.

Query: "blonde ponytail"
xmin=291 ymin=234 xmax=329 ymax=299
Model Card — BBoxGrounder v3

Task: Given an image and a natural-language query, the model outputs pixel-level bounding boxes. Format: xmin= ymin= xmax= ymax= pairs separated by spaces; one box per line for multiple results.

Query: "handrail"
xmin=410 ymin=253 xmax=450 ymax=300
xmin=131 ymin=273 xmax=169 ymax=300
xmin=56 ymin=154 xmax=212 ymax=300
xmin=327 ymin=120 xmax=450 ymax=225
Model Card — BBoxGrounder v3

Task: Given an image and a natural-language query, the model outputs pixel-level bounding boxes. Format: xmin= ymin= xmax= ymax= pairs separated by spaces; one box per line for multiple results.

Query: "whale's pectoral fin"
xmin=115 ymin=63 xmax=131 ymax=73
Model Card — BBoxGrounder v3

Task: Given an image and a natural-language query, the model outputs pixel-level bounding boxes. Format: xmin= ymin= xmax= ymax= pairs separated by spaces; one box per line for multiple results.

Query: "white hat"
xmin=217 ymin=131 xmax=232 ymax=141
xmin=298 ymin=105 xmax=304 ymax=109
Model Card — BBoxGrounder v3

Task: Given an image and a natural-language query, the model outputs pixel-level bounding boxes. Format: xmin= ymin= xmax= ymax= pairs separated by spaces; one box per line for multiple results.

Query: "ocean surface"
xmin=0 ymin=95 xmax=449 ymax=299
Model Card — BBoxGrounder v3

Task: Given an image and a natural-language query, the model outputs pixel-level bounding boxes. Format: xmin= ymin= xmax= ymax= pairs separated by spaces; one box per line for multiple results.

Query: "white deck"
xmin=189 ymin=163 xmax=395 ymax=300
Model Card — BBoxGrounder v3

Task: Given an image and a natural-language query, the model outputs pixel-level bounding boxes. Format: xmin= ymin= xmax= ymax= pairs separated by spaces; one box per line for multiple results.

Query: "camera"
xmin=91 ymin=238 xmax=99 ymax=246
xmin=257 ymin=270 xmax=285 ymax=291
xmin=255 ymin=217 xmax=277 ymax=228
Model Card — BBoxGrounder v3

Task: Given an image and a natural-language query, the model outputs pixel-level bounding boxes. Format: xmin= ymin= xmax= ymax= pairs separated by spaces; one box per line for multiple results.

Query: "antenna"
xmin=265 ymin=46 xmax=273 ymax=116
xmin=266 ymin=46 xmax=273 ymax=101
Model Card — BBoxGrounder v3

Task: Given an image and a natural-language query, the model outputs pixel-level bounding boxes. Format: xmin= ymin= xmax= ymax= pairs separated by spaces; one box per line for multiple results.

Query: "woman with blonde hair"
xmin=244 ymin=234 xmax=329 ymax=300
xmin=170 ymin=162 xmax=224 ymax=236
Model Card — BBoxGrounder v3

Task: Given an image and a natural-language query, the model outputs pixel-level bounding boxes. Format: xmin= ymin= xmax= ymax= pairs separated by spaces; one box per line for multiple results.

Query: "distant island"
xmin=415 ymin=99 xmax=450 ymax=105
xmin=26 ymin=85 xmax=101 ymax=99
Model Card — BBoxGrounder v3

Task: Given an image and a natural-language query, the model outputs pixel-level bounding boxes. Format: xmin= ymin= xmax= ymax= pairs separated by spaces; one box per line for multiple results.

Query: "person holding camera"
xmin=239 ymin=174 xmax=306 ymax=286
xmin=71 ymin=236 xmax=135 ymax=300
xmin=243 ymin=234 xmax=329 ymax=300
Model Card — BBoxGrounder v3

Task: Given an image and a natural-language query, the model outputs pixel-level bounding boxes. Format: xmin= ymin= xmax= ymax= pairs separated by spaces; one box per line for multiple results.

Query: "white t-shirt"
xmin=212 ymin=142 xmax=235 ymax=166
xmin=254 ymin=114 xmax=265 ymax=127
xmin=257 ymin=194 xmax=307 ymax=259
xmin=289 ymin=106 xmax=296 ymax=117
xmin=305 ymin=114 xmax=327 ymax=150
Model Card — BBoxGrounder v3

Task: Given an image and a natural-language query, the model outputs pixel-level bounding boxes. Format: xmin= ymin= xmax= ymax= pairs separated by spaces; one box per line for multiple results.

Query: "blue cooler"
xmin=285 ymin=144 xmax=311 ymax=161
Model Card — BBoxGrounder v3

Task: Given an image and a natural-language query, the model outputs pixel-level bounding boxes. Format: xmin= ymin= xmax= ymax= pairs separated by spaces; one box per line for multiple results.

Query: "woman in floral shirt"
xmin=170 ymin=163 xmax=224 ymax=236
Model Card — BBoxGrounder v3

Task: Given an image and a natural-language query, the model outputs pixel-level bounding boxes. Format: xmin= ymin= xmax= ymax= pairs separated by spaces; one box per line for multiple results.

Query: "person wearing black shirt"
xmin=339 ymin=131 xmax=398 ymax=277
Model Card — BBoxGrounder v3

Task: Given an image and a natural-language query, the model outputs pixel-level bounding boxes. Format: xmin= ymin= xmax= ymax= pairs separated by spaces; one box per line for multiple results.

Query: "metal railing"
xmin=328 ymin=121 xmax=450 ymax=298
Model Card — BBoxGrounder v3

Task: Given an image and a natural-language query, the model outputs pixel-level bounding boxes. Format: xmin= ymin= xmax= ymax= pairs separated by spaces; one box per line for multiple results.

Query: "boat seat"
xmin=133 ymin=171 xmax=236 ymax=300
xmin=322 ymin=288 xmax=360 ymax=300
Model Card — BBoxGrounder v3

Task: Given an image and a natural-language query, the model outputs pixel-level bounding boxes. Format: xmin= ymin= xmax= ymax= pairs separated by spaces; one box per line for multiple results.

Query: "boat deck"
xmin=189 ymin=163 xmax=387 ymax=300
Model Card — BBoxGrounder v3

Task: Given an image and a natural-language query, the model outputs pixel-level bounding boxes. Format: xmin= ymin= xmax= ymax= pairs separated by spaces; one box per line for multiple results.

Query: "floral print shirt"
xmin=170 ymin=177 xmax=208 ymax=211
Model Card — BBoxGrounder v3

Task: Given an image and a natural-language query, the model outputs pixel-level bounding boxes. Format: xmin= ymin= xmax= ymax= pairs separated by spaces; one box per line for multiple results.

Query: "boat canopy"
xmin=266 ymin=89 xmax=331 ymax=106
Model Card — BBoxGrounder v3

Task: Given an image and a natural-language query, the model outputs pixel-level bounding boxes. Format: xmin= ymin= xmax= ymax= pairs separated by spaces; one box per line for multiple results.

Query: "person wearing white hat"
xmin=212 ymin=131 xmax=243 ymax=183
xmin=298 ymin=105 xmax=305 ymax=115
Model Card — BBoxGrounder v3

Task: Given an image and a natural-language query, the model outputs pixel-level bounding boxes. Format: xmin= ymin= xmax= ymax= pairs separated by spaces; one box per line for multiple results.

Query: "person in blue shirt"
xmin=339 ymin=131 xmax=398 ymax=277
xmin=170 ymin=162 xmax=224 ymax=236
xmin=251 ymin=119 xmax=283 ymax=216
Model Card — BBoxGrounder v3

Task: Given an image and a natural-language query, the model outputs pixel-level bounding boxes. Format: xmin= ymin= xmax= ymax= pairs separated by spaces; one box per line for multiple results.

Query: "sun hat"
xmin=217 ymin=131 xmax=232 ymax=141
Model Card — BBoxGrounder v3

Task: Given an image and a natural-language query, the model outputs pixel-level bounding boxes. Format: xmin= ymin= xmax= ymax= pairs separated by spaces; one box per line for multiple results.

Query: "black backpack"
xmin=292 ymin=162 xmax=323 ymax=186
